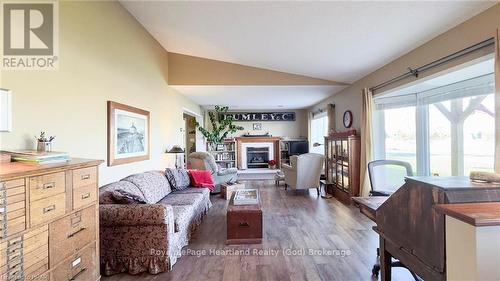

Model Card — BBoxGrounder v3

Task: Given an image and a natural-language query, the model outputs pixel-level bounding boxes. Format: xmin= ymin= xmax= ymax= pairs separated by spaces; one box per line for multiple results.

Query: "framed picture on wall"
xmin=107 ymin=101 xmax=150 ymax=166
xmin=253 ymin=123 xmax=262 ymax=130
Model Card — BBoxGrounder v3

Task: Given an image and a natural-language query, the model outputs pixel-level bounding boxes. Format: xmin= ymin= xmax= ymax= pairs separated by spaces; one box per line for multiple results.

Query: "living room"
xmin=0 ymin=1 xmax=500 ymax=281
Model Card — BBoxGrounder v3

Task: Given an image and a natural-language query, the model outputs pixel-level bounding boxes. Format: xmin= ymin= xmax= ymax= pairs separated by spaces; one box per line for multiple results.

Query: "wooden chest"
xmin=0 ymin=158 xmax=102 ymax=281
xmin=220 ymin=182 xmax=245 ymax=200
xmin=226 ymin=192 xmax=262 ymax=244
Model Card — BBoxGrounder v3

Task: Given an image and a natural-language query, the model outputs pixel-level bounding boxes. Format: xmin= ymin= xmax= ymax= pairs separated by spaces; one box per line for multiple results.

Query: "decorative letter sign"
xmin=219 ymin=112 xmax=295 ymax=122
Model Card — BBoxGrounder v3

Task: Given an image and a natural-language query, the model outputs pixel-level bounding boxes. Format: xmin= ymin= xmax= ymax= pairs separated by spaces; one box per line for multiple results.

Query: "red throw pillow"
xmin=188 ymin=170 xmax=215 ymax=191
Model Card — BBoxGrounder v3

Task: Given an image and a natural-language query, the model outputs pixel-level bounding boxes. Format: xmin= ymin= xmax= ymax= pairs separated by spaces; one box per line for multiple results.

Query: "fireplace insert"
xmin=246 ymin=147 xmax=270 ymax=168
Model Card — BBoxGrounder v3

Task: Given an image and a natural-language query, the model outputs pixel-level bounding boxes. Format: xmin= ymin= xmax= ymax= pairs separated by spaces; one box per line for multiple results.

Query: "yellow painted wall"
xmin=0 ymin=1 xmax=202 ymax=185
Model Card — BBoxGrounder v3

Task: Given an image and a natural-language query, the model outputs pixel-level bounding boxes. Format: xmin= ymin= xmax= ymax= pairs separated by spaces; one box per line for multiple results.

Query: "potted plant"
xmin=195 ymin=106 xmax=244 ymax=148
xmin=268 ymin=160 xmax=277 ymax=169
xmin=36 ymin=132 xmax=55 ymax=152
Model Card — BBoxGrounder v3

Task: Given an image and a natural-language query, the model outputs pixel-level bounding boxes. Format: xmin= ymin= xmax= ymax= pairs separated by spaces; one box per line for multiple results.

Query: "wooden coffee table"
xmin=226 ymin=191 xmax=262 ymax=244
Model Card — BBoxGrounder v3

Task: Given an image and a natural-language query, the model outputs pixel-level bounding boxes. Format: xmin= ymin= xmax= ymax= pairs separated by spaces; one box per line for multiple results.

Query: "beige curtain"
xmin=495 ymin=29 xmax=500 ymax=173
xmin=327 ymin=103 xmax=336 ymax=133
xmin=360 ymin=88 xmax=374 ymax=196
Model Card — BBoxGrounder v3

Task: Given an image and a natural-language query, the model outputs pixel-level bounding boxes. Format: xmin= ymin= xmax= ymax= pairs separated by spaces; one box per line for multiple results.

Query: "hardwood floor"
xmin=102 ymin=180 xmax=414 ymax=281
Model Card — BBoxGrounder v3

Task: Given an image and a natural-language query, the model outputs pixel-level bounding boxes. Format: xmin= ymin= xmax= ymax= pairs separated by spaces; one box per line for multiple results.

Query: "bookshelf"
xmin=207 ymin=139 xmax=237 ymax=169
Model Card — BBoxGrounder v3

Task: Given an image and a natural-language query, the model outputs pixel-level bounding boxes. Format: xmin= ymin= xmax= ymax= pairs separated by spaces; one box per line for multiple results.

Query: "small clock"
xmin=343 ymin=110 xmax=353 ymax=128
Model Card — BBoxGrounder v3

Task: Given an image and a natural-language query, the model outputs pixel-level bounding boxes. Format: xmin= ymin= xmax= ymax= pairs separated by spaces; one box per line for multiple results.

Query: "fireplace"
xmin=246 ymin=147 xmax=269 ymax=169
xmin=239 ymin=141 xmax=275 ymax=169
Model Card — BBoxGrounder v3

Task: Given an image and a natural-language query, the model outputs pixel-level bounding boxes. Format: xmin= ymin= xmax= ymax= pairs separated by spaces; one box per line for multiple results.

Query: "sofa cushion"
xmin=121 ymin=171 xmax=171 ymax=204
xmin=172 ymin=187 xmax=210 ymax=196
xmin=171 ymin=205 xmax=194 ymax=233
xmin=158 ymin=193 xmax=203 ymax=206
xmin=99 ymin=181 xmax=146 ymax=204
xmin=165 ymin=168 xmax=190 ymax=191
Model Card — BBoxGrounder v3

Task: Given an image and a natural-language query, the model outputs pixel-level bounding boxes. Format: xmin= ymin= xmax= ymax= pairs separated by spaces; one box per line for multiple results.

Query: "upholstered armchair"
xmin=188 ymin=152 xmax=238 ymax=187
xmin=282 ymin=153 xmax=325 ymax=195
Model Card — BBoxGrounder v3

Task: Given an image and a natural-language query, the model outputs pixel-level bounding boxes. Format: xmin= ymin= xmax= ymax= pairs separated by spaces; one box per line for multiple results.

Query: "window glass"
xmin=463 ymin=94 xmax=495 ymax=175
xmin=373 ymin=56 xmax=495 ymax=176
xmin=384 ymin=107 xmax=417 ymax=171
xmin=311 ymin=115 xmax=328 ymax=154
xmin=429 ymin=101 xmax=451 ymax=176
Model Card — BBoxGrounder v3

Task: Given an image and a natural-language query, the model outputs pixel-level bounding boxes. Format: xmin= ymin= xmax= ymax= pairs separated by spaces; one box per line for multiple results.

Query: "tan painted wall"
xmin=0 ymin=1 xmax=202 ymax=185
xmin=310 ymin=4 xmax=500 ymax=131
xmin=168 ymin=52 xmax=347 ymax=86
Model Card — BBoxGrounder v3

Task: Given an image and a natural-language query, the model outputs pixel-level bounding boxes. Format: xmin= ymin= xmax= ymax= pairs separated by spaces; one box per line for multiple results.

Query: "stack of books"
xmin=5 ymin=150 xmax=70 ymax=164
xmin=233 ymin=189 xmax=259 ymax=205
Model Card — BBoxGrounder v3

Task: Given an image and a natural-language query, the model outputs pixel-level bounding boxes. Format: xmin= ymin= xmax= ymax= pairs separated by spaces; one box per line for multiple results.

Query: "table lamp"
xmin=167 ymin=145 xmax=185 ymax=169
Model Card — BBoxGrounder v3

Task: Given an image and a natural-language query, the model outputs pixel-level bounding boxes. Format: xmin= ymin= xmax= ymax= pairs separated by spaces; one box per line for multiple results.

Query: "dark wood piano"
xmin=375 ymin=176 xmax=500 ymax=281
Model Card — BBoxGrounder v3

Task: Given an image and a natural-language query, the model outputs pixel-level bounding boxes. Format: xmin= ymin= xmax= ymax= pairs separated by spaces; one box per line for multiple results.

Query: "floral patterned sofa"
xmin=99 ymin=170 xmax=212 ymax=275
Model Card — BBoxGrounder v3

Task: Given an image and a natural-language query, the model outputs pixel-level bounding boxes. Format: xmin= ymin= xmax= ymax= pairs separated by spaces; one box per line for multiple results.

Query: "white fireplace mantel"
xmin=235 ymin=137 xmax=281 ymax=169
xmin=241 ymin=142 xmax=274 ymax=170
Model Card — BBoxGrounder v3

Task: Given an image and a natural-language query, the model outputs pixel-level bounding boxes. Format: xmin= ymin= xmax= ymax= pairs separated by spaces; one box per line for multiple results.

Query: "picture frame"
xmin=107 ymin=101 xmax=150 ymax=166
xmin=0 ymin=89 xmax=12 ymax=132
xmin=253 ymin=123 xmax=262 ymax=130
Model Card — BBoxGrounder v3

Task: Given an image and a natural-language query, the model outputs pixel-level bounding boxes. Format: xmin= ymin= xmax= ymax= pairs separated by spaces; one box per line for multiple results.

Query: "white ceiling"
xmin=121 ymin=1 xmax=496 ymax=109
xmin=171 ymin=85 xmax=344 ymax=110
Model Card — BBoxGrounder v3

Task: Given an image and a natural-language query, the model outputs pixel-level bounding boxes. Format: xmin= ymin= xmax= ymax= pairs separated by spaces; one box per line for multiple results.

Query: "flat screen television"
xmin=289 ymin=141 xmax=309 ymax=155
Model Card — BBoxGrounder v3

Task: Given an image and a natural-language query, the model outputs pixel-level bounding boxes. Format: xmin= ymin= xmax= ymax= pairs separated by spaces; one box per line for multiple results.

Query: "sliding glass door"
xmin=373 ymin=56 xmax=495 ymax=176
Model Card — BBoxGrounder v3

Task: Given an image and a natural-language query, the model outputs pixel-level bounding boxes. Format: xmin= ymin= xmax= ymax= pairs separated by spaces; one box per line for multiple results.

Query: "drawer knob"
xmin=43 ymin=182 xmax=55 ymax=189
xmin=81 ymin=193 xmax=91 ymax=199
xmin=81 ymin=174 xmax=91 ymax=180
xmin=239 ymin=222 xmax=250 ymax=228
xmin=43 ymin=205 xmax=56 ymax=213
xmin=8 ymin=236 xmax=22 ymax=246
xmin=8 ymin=268 xmax=22 ymax=279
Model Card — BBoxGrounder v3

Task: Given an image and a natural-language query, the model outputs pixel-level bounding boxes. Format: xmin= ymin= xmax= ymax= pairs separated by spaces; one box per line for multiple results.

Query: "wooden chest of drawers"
xmin=0 ymin=158 xmax=102 ymax=281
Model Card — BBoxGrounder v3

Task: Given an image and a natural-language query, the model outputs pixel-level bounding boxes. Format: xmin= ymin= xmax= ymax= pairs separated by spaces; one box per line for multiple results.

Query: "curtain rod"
xmin=370 ymin=37 xmax=495 ymax=92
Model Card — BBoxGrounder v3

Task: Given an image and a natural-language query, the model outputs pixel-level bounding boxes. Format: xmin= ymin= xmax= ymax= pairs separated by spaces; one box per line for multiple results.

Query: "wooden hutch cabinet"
xmin=324 ymin=130 xmax=361 ymax=204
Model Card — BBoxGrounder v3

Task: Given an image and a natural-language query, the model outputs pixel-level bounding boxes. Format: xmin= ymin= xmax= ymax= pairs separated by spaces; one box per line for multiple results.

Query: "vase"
xmin=37 ymin=141 xmax=52 ymax=153
xmin=269 ymin=165 xmax=276 ymax=169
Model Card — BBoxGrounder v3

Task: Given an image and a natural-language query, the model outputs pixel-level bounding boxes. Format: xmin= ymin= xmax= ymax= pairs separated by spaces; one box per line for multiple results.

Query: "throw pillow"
xmin=121 ymin=171 xmax=171 ymax=204
xmin=188 ymin=169 xmax=215 ymax=191
xmin=111 ymin=189 xmax=146 ymax=204
xmin=99 ymin=181 xmax=147 ymax=204
xmin=165 ymin=168 xmax=190 ymax=190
